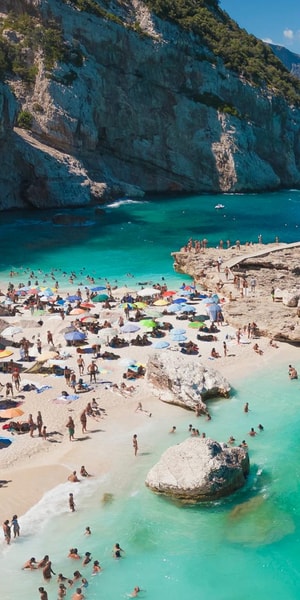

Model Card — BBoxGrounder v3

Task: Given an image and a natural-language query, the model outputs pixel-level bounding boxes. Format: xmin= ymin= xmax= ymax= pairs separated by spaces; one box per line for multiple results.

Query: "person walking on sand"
xmin=47 ymin=330 xmax=54 ymax=345
xmin=28 ymin=413 xmax=36 ymax=438
xmin=37 ymin=411 xmax=43 ymax=437
xmin=132 ymin=434 xmax=138 ymax=456
xmin=88 ymin=360 xmax=98 ymax=384
xmin=80 ymin=409 xmax=87 ymax=434
xmin=77 ymin=355 xmax=85 ymax=376
xmin=66 ymin=416 xmax=75 ymax=441
xmin=69 ymin=493 xmax=75 ymax=512
xmin=12 ymin=369 xmax=20 ymax=392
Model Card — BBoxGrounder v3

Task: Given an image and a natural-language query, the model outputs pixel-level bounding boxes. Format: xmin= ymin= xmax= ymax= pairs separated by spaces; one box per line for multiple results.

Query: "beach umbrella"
xmin=133 ymin=302 xmax=148 ymax=309
xmin=39 ymin=288 xmax=54 ymax=297
xmin=66 ymin=295 xmax=82 ymax=302
xmin=0 ymin=349 xmax=14 ymax=359
xmin=138 ymin=287 xmax=158 ymax=297
xmin=80 ymin=316 xmax=98 ymax=323
xmin=69 ymin=308 xmax=86 ymax=315
xmin=120 ymin=322 xmax=140 ymax=334
xmin=80 ymin=302 xmax=96 ymax=308
xmin=180 ymin=305 xmax=196 ymax=313
xmin=60 ymin=325 xmax=77 ymax=334
xmin=91 ymin=286 xmax=107 ymax=292
xmin=188 ymin=321 xmax=204 ymax=328
xmin=96 ymin=327 xmax=118 ymax=339
xmin=153 ymin=299 xmax=169 ymax=306
xmin=64 ymin=331 xmax=86 ymax=342
xmin=166 ymin=304 xmax=182 ymax=313
xmin=173 ymin=298 xmax=187 ymax=304
xmin=39 ymin=295 xmax=51 ymax=303
xmin=139 ymin=319 xmax=157 ymax=329
xmin=172 ymin=328 xmax=186 ymax=335
xmin=119 ymin=302 xmax=134 ymax=310
xmin=180 ymin=289 xmax=193 ymax=296
xmin=28 ymin=288 xmax=40 ymax=294
xmin=152 ymin=340 xmax=170 ymax=349
xmin=162 ymin=290 xmax=176 ymax=297
xmin=1 ymin=326 xmax=23 ymax=338
xmin=171 ymin=334 xmax=187 ymax=342
xmin=0 ymin=407 xmax=24 ymax=419
xmin=93 ymin=294 xmax=109 ymax=302
xmin=0 ymin=437 xmax=12 ymax=449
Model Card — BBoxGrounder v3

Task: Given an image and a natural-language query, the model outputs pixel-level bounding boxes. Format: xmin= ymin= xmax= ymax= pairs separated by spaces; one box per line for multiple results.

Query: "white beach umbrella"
xmin=138 ymin=287 xmax=159 ymax=297
xmin=1 ymin=326 xmax=23 ymax=338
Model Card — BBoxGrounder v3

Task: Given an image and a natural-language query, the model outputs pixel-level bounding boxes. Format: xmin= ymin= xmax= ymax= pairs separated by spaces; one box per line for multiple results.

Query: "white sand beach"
xmin=0 ymin=273 xmax=299 ymax=522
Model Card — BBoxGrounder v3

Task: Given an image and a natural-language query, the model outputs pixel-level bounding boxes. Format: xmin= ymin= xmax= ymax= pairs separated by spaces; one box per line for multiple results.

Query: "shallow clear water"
xmin=1 ymin=361 xmax=300 ymax=599
xmin=0 ymin=191 xmax=300 ymax=599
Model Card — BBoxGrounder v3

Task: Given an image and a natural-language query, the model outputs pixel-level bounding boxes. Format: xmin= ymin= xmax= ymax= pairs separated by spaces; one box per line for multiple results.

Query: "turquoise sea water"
xmin=0 ymin=190 xmax=300 ymax=599
xmin=1 ymin=189 xmax=300 ymax=288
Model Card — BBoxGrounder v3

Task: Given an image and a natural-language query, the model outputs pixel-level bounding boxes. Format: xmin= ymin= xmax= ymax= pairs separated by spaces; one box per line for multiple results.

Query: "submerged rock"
xmin=145 ymin=437 xmax=249 ymax=502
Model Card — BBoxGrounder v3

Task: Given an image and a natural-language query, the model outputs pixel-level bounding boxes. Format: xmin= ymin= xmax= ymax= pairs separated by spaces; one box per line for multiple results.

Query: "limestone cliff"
xmin=1 ymin=0 xmax=300 ymax=209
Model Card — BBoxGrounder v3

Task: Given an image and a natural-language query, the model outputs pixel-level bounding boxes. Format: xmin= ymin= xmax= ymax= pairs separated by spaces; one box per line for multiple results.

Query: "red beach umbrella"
xmin=162 ymin=290 xmax=176 ymax=297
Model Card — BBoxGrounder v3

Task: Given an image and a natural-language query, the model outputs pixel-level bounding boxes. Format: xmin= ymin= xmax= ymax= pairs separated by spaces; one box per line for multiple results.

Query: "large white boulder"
xmin=147 ymin=353 xmax=230 ymax=410
xmin=145 ymin=437 xmax=249 ymax=502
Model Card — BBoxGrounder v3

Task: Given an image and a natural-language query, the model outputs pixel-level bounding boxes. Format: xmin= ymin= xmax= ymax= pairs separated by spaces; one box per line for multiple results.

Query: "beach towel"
xmin=36 ymin=385 xmax=52 ymax=393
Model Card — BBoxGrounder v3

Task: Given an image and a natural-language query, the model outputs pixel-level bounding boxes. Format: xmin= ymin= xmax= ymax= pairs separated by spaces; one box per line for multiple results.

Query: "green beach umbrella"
xmin=140 ymin=319 xmax=157 ymax=329
xmin=93 ymin=294 xmax=109 ymax=302
xmin=188 ymin=321 xmax=205 ymax=328
xmin=133 ymin=302 xmax=148 ymax=309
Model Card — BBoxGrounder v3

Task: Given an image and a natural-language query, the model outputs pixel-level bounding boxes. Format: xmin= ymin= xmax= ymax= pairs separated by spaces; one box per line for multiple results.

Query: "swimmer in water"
xmin=112 ymin=542 xmax=125 ymax=559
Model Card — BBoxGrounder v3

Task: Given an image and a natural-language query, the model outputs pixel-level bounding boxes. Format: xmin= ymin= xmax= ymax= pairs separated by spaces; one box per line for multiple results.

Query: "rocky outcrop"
xmin=172 ymin=242 xmax=300 ymax=344
xmin=145 ymin=437 xmax=250 ymax=502
xmin=1 ymin=1 xmax=300 ymax=209
xmin=147 ymin=353 xmax=230 ymax=411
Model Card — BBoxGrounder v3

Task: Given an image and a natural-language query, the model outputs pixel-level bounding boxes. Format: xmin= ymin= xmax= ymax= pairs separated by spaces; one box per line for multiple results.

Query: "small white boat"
xmin=215 ymin=203 xmax=225 ymax=209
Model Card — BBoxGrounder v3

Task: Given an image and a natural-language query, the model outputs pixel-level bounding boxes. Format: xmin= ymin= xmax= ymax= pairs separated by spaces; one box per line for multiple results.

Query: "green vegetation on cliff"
xmin=0 ymin=11 xmax=83 ymax=84
xmin=143 ymin=0 xmax=300 ymax=105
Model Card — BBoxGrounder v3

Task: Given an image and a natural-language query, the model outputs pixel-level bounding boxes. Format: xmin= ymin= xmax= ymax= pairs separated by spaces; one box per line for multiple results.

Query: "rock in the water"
xmin=147 ymin=353 xmax=230 ymax=410
xmin=145 ymin=437 xmax=249 ymax=502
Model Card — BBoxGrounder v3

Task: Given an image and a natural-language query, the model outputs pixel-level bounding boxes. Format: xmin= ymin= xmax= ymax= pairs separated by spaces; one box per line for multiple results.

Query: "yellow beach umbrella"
xmin=153 ymin=299 xmax=169 ymax=306
xmin=0 ymin=349 xmax=14 ymax=359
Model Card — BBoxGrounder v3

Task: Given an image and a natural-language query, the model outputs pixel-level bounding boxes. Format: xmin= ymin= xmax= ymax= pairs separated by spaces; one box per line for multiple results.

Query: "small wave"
xmin=106 ymin=199 xmax=148 ymax=208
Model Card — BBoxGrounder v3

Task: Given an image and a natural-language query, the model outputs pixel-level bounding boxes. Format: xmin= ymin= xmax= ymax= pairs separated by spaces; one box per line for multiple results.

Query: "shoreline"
xmin=0 ymin=263 xmax=299 ymax=524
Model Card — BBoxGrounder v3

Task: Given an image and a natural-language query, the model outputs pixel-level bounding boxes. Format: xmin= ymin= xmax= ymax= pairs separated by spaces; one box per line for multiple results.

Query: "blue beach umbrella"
xmin=153 ymin=340 xmax=170 ymax=349
xmin=180 ymin=289 xmax=193 ymax=295
xmin=173 ymin=298 xmax=187 ymax=304
xmin=64 ymin=331 xmax=86 ymax=342
xmin=172 ymin=328 xmax=186 ymax=335
xmin=166 ymin=304 xmax=182 ymax=313
xmin=66 ymin=295 xmax=81 ymax=302
xmin=180 ymin=305 xmax=196 ymax=313
xmin=120 ymin=322 xmax=140 ymax=334
xmin=171 ymin=334 xmax=187 ymax=342
xmin=91 ymin=286 xmax=107 ymax=292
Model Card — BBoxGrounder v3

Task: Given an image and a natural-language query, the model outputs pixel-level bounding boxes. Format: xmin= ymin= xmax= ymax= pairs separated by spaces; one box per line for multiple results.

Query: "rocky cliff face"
xmin=2 ymin=0 xmax=300 ymax=209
